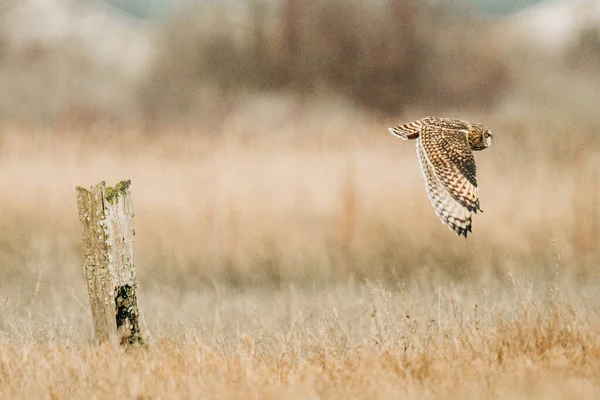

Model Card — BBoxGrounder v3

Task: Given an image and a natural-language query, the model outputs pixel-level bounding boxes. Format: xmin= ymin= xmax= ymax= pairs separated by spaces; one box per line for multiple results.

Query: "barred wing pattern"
xmin=389 ymin=116 xmax=492 ymax=237
xmin=419 ymin=125 xmax=481 ymax=213
xmin=416 ymin=137 xmax=473 ymax=237
xmin=388 ymin=120 xmax=423 ymax=140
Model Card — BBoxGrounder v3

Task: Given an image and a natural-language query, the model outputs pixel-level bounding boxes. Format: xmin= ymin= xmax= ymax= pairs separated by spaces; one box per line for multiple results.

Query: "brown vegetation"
xmin=2 ymin=102 xmax=599 ymax=290
xmin=1 ymin=294 xmax=600 ymax=399
xmin=141 ymin=0 xmax=511 ymax=127
xmin=1 ymin=2 xmax=600 ymax=398
xmin=1 ymin=92 xmax=600 ymax=396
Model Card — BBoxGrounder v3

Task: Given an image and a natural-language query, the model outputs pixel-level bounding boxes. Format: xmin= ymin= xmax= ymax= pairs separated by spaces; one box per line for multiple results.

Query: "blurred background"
xmin=0 ymin=0 xmax=598 ymax=129
xmin=1 ymin=0 xmax=600 ymax=341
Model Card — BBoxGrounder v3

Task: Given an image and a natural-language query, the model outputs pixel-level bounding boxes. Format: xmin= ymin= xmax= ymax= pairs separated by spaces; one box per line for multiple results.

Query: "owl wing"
xmin=388 ymin=119 xmax=425 ymax=140
xmin=419 ymin=125 xmax=481 ymax=213
xmin=416 ymin=137 xmax=473 ymax=237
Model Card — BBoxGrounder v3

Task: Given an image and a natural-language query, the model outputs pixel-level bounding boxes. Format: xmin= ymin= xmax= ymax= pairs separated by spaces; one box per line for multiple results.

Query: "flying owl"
xmin=388 ymin=117 xmax=493 ymax=237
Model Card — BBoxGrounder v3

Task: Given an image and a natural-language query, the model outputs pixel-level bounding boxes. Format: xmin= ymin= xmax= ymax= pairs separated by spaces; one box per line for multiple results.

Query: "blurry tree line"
xmin=7 ymin=0 xmax=599 ymax=130
xmin=140 ymin=0 xmax=511 ymax=127
xmin=568 ymin=25 xmax=600 ymax=71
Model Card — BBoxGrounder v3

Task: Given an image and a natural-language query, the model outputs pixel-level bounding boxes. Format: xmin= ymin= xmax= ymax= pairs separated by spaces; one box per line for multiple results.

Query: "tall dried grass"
xmin=1 ymin=281 xmax=600 ymax=399
xmin=1 ymin=100 xmax=599 ymax=292
xmin=1 ymin=91 xmax=600 ymax=397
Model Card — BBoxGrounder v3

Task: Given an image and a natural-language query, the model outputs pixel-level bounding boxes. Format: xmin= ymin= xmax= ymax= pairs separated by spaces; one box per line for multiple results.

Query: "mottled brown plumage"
xmin=389 ymin=117 xmax=493 ymax=237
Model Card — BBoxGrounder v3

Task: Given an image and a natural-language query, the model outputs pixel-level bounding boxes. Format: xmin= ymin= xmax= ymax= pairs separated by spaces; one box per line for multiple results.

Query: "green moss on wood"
xmin=115 ymin=284 xmax=145 ymax=346
xmin=105 ymin=180 xmax=131 ymax=205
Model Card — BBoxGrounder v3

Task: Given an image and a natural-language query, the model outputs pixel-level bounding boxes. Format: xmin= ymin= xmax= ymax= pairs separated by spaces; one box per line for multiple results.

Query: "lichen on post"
xmin=75 ymin=180 xmax=144 ymax=347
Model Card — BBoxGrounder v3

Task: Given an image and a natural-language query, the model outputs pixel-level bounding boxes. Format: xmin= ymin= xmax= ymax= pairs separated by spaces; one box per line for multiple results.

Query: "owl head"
xmin=467 ymin=123 xmax=493 ymax=151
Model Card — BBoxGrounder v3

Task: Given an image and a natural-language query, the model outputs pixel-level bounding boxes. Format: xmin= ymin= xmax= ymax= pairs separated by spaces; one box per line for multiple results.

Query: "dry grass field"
xmin=1 ymin=0 xmax=600 ymax=398
xmin=1 ymin=92 xmax=600 ymax=398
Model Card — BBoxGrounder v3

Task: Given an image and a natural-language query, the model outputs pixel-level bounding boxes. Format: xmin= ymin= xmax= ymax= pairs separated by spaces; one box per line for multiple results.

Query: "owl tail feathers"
xmin=388 ymin=123 xmax=421 ymax=140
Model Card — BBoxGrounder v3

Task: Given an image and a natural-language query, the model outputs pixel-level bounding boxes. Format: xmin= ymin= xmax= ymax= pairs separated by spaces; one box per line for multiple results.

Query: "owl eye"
xmin=483 ymin=130 xmax=491 ymax=138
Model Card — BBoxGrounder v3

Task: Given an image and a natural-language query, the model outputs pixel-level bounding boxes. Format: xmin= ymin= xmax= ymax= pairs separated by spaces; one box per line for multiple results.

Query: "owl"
xmin=388 ymin=117 xmax=493 ymax=237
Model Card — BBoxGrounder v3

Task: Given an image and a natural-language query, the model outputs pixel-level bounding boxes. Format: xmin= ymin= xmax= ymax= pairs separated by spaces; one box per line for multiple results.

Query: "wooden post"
xmin=75 ymin=180 xmax=143 ymax=346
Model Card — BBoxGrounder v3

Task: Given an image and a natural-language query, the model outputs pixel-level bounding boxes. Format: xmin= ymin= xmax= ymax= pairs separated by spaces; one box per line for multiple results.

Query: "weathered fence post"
xmin=75 ymin=180 xmax=143 ymax=347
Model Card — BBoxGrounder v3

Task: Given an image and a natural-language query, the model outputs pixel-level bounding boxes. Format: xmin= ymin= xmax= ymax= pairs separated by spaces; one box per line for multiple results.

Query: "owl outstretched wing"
xmin=419 ymin=125 xmax=481 ymax=213
xmin=416 ymin=137 xmax=473 ymax=237
xmin=388 ymin=119 xmax=425 ymax=140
